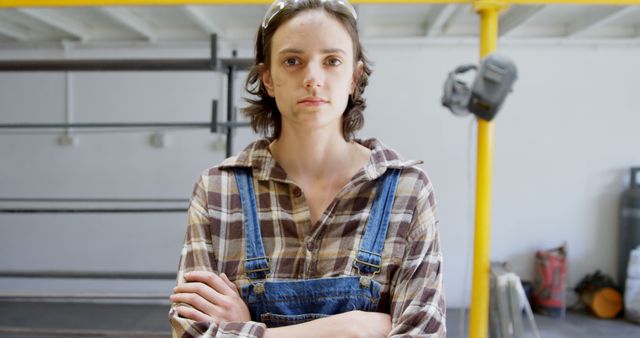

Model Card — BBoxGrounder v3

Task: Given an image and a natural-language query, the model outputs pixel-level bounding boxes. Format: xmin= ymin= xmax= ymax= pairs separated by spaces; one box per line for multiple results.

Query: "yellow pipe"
xmin=468 ymin=1 xmax=500 ymax=338
xmin=510 ymin=0 xmax=640 ymax=4
xmin=2 ymin=0 xmax=639 ymax=9
xmin=469 ymin=120 xmax=495 ymax=338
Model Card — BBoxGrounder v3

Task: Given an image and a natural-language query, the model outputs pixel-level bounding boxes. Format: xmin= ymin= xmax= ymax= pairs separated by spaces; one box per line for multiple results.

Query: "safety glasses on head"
xmin=261 ymin=0 xmax=358 ymax=30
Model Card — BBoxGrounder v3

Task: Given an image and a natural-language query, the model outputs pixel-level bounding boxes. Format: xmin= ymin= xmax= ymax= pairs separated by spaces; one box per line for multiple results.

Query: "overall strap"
xmin=234 ymin=168 xmax=270 ymax=280
xmin=354 ymin=168 xmax=402 ymax=275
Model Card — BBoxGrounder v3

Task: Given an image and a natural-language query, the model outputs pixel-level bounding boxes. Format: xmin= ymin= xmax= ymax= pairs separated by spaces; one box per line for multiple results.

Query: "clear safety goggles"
xmin=261 ymin=0 xmax=358 ymax=30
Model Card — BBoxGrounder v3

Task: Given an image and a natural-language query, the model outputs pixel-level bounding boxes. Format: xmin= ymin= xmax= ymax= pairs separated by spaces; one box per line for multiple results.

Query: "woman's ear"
xmin=351 ymin=60 xmax=364 ymax=94
xmin=260 ymin=64 xmax=275 ymax=97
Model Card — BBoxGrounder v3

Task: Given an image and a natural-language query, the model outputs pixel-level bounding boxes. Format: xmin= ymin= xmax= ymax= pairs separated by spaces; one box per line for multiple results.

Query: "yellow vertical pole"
xmin=468 ymin=1 xmax=504 ymax=338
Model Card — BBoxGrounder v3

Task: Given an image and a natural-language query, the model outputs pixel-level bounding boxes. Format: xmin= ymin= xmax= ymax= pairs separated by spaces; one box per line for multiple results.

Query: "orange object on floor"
xmin=581 ymin=286 xmax=623 ymax=319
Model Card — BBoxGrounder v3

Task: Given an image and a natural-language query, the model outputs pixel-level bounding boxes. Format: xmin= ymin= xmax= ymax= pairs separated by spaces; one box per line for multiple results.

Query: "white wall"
xmin=1 ymin=41 xmax=639 ymax=308
xmin=364 ymin=42 xmax=640 ymax=308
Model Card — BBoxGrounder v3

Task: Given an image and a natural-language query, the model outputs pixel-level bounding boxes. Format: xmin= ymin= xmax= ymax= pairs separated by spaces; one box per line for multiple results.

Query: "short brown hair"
xmin=243 ymin=0 xmax=373 ymax=141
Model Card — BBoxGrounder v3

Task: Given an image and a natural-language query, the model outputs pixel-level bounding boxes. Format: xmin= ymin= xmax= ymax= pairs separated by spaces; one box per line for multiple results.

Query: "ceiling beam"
xmin=567 ymin=6 xmax=637 ymax=38
xmin=0 ymin=18 xmax=30 ymax=41
xmin=499 ymin=5 xmax=545 ymax=37
xmin=98 ymin=7 xmax=157 ymax=42
xmin=17 ymin=8 xmax=89 ymax=42
xmin=424 ymin=4 xmax=458 ymax=37
xmin=181 ymin=6 xmax=224 ymax=36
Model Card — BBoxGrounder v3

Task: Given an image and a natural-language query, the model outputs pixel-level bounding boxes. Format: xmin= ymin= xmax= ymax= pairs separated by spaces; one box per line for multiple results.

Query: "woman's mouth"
xmin=298 ymin=97 xmax=328 ymax=106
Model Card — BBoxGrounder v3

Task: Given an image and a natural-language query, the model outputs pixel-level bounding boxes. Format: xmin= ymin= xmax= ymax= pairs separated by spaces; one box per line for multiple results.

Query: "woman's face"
xmin=261 ymin=9 xmax=360 ymax=134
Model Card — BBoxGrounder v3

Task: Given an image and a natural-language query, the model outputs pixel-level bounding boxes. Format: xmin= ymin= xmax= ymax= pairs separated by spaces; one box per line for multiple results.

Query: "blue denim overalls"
xmin=234 ymin=167 xmax=401 ymax=327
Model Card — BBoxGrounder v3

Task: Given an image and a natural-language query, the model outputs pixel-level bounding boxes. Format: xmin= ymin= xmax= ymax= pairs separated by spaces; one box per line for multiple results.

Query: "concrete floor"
xmin=446 ymin=307 xmax=640 ymax=338
xmin=0 ymin=301 xmax=170 ymax=338
xmin=0 ymin=301 xmax=639 ymax=337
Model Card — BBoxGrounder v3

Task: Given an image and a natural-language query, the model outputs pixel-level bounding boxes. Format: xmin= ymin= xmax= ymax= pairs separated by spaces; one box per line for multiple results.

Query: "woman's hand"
xmin=170 ymin=271 xmax=251 ymax=324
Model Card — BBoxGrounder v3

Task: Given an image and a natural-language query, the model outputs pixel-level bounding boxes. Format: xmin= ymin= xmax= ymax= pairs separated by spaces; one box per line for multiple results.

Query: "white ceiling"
xmin=0 ymin=4 xmax=638 ymax=49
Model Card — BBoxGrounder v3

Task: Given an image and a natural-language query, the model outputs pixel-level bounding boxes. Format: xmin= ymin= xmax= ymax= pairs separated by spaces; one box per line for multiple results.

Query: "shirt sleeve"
xmin=388 ymin=175 xmax=446 ymax=337
xmin=169 ymin=173 xmax=267 ymax=338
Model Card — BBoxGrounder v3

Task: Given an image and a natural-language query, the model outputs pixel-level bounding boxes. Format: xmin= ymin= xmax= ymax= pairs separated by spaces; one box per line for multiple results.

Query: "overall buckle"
xmin=245 ymin=256 xmax=271 ymax=277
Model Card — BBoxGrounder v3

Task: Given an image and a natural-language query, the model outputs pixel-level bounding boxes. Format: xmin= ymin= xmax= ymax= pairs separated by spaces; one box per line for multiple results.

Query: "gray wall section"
xmin=1 ymin=42 xmax=639 ymax=307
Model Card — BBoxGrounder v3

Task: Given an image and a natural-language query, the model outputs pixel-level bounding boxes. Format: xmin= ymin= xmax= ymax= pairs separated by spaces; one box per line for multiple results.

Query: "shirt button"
xmin=306 ymin=241 xmax=314 ymax=251
xmin=293 ymin=187 xmax=303 ymax=198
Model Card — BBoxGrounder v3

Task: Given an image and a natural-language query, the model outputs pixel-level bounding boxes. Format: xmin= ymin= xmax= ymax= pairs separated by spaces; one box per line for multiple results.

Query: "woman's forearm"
xmin=263 ymin=311 xmax=390 ymax=338
xmin=264 ymin=313 xmax=353 ymax=338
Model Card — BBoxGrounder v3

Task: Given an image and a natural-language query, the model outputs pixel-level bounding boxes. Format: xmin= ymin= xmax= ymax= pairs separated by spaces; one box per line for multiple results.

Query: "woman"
xmin=169 ymin=1 xmax=444 ymax=337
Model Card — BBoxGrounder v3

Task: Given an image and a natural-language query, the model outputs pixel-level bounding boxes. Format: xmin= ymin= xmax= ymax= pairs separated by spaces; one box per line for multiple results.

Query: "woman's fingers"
xmin=220 ymin=273 xmax=240 ymax=295
xmin=185 ymin=271 xmax=236 ymax=296
xmin=170 ymin=291 xmax=218 ymax=315
xmin=174 ymin=281 xmax=223 ymax=306
xmin=176 ymin=305 xmax=217 ymax=324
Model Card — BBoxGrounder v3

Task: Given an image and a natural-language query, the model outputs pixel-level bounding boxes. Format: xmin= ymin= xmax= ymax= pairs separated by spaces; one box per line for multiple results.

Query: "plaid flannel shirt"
xmin=169 ymin=138 xmax=445 ymax=337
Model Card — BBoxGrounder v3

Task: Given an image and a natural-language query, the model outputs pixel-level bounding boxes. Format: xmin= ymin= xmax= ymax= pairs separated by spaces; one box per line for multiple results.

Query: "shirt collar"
xmin=218 ymin=138 xmax=422 ymax=182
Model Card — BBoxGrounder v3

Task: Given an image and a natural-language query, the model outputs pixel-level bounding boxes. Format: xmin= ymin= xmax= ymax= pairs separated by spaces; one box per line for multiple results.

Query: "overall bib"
xmin=234 ymin=167 xmax=401 ymax=328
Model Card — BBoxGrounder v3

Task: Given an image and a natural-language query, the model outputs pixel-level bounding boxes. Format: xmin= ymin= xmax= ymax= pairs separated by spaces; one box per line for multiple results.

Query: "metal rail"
xmin=0 ymin=34 xmax=251 ymax=72
xmin=0 ymin=208 xmax=187 ymax=213
xmin=0 ymin=57 xmax=252 ymax=72
xmin=0 ymin=197 xmax=190 ymax=213
xmin=0 ymin=293 xmax=170 ymax=299
xmin=0 ymin=270 xmax=176 ymax=279
xmin=227 ymin=50 xmax=238 ymax=157
xmin=0 ymin=34 xmax=252 ymax=157
xmin=0 ymin=121 xmax=250 ymax=130
xmin=0 ymin=198 xmax=189 ymax=203
xmin=0 ymin=326 xmax=171 ymax=337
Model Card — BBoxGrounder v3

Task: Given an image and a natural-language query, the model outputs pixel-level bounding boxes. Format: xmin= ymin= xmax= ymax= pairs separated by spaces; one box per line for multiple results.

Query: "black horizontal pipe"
xmin=0 ymin=208 xmax=187 ymax=213
xmin=0 ymin=326 xmax=171 ymax=337
xmin=0 ymin=121 xmax=250 ymax=129
xmin=0 ymin=270 xmax=175 ymax=280
xmin=0 ymin=198 xmax=188 ymax=203
xmin=0 ymin=57 xmax=253 ymax=72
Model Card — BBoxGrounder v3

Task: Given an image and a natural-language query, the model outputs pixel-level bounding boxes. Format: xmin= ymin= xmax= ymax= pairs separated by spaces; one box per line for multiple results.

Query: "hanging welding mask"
xmin=442 ymin=54 xmax=518 ymax=121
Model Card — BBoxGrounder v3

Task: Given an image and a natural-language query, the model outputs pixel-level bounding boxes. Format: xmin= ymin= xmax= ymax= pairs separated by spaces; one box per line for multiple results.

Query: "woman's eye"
xmin=327 ymin=58 xmax=343 ymax=66
xmin=283 ymin=58 xmax=300 ymax=66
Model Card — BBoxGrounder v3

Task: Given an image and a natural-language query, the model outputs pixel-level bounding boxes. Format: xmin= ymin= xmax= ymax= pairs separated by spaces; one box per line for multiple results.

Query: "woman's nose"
xmin=303 ymin=64 xmax=323 ymax=88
